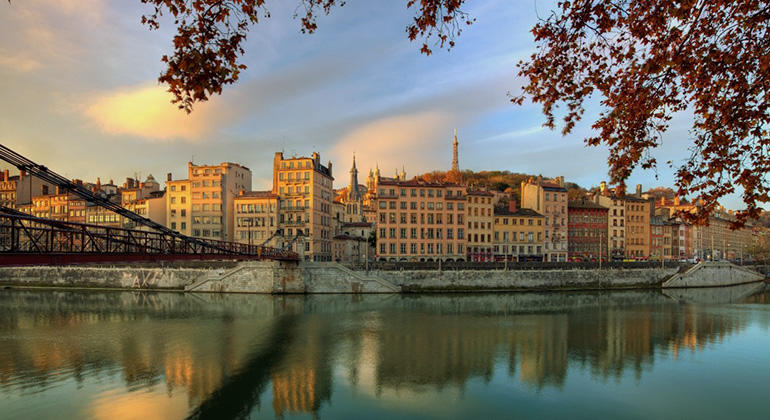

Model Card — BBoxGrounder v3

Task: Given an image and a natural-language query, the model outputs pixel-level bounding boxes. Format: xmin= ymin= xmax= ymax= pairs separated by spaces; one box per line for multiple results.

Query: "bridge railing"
xmin=0 ymin=213 xmax=298 ymax=261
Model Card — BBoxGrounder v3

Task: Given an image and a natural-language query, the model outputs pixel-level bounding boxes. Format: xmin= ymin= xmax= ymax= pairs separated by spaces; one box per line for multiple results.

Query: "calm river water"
xmin=1 ymin=284 xmax=769 ymax=420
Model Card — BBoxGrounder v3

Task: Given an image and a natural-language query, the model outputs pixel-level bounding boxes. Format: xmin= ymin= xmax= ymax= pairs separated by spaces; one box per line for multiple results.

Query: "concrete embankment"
xmin=0 ymin=260 xmax=763 ymax=293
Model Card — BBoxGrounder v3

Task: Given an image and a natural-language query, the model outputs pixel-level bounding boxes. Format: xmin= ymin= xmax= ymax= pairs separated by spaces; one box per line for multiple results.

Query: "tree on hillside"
xmin=9 ymin=0 xmax=765 ymax=226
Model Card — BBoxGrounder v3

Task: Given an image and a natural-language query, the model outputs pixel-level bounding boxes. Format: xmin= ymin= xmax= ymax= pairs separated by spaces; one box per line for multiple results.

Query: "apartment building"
xmin=466 ymin=189 xmax=495 ymax=261
xmin=166 ymin=162 xmax=252 ymax=241
xmin=272 ymin=152 xmax=334 ymax=261
xmin=233 ymin=191 xmax=279 ymax=246
xmin=520 ymin=176 xmax=568 ymax=262
xmin=567 ymin=198 xmax=608 ymax=261
xmin=375 ymin=180 xmax=467 ymax=261
xmin=492 ymin=201 xmax=545 ymax=261
xmin=624 ymin=195 xmax=651 ymax=260
xmin=0 ymin=168 xmax=55 ymax=210
xmin=166 ymin=178 xmax=192 ymax=236
xmin=594 ymin=182 xmax=627 ymax=261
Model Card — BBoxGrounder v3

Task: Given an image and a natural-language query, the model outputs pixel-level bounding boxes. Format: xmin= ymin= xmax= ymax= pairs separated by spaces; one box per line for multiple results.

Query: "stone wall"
xmin=662 ymin=262 xmax=764 ymax=288
xmin=0 ymin=261 xmax=760 ymax=294
xmin=304 ymin=263 xmax=399 ymax=293
xmin=371 ymin=266 xmax=678 ymax=292
xmin=0 ymin=265 xmax=206 ymax=290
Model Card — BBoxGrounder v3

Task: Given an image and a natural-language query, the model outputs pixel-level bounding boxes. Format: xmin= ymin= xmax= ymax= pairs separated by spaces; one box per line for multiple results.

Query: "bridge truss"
xmin=0 ymin=144 xmax=299 ymax=265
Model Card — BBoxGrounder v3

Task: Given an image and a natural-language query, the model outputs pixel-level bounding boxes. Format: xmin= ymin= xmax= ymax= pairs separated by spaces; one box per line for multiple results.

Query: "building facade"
xmin=466 ymin=190 xmax=494 ymax=261
xmin=493 ymin=201 xmax=545 ymax=261
xmin=233 ymin=191 xmax=279 ymax=247
xmin=272 ymin=152 xmax=334 ymax=261
xmin=567 ymin=199 xmax=609 ymax=261
xmin=520 ymin=176 xmax=568 ymax=262
xmin=374 ymin=180 xmax=467 ymax=261
xmin=165 ymin=162 xmax=252 ymax=241
xmin=625 ymin=186 xmax=651 ymax=260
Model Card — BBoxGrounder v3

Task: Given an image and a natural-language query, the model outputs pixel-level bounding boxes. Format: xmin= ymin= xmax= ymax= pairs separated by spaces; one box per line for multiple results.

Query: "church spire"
xmin=348 ymin=154 xmax=360 ymax=201
xmin=451 ymin=128 xmax=459 ymax=172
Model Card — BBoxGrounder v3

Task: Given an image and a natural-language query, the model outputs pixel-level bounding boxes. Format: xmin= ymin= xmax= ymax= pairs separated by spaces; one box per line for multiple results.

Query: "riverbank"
xmin=0 ymin=261 xmax=763 ymax=293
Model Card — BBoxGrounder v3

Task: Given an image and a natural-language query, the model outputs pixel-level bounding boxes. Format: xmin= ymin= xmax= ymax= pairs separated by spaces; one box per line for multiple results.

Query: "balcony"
xmin=282 ymin=220 xmax=306 ymax=227
xmin=283 ymin=205 xmax=305 ymax=212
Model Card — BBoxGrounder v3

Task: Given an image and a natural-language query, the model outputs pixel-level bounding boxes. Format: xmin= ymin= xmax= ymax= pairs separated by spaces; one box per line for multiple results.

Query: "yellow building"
xmin=493 ymin=201 xmax=545 ymax=261
xmin=625 ymin=186 xmax=651 ymax=260
xmin=466 ymin=189 xmax=495 ymax=261
xmin=234 ymin=191 xmax=279 ymax=246
xmin=166 ymin=162 xmax=252 ymax=241
xmin=374 ymin=180 xmax=467 ymax=261
xmin=272 ymin=152 xmax=334 ymax=261
xmin=166 ymin=178 xmax=192 ymax=236
xmin=520 ymin=176 xmax=568 ymax=262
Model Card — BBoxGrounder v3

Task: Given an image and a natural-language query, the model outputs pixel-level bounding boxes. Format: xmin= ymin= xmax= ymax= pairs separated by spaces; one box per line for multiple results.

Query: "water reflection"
xmin=0 ymin=284 xmax=768 ymax=419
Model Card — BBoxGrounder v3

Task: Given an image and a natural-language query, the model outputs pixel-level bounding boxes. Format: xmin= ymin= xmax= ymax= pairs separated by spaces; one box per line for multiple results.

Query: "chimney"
xmin=636 ymin=184 xmax=642 ymax=197
xmin=509 ymin=200 xmax=517 ymax=213
xmin=600 ymin=181 xmax=606 ymax=195
xmin=661 ymin=197 xmax=666 ymax=206
xmin=558 ymin=176 xmax=565 ymax=187
xmin=20 ymin=169 xmax=26 ymax=177
xmin=674 ymin=196 xmax=680 ymax=206
xmin=3 ymin=169 xmax=8 ymax=182
xmin=167 ymin=173 xmax=172 ymax=182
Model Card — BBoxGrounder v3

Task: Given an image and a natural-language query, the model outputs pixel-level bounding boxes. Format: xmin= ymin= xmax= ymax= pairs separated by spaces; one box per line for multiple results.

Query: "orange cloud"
xmin=86 ymin=84 xmax=222 ymax=141
xmin=332 ymin=112 xmax=454 ymax=176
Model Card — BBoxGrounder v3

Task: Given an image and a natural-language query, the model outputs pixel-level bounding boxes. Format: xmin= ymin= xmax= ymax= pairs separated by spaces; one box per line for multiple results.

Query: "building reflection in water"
xmin=0 ymin=285 xmax=766 ymax=419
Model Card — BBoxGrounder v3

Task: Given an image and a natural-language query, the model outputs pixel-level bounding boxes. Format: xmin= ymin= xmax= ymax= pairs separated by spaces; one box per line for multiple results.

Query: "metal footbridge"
xmin=0 ymin=144 xmax=299 ymax=265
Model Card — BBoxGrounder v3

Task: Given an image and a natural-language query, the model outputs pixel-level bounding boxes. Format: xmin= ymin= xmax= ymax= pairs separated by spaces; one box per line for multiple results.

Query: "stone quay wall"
xmin=0 ymin=260 xmax=762 ymax=294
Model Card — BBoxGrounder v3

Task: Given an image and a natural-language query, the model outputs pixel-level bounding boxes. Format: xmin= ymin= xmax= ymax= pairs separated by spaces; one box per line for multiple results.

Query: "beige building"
xmin=520 ymin=176 xmax=568 ymax=262
xmin=166 ymin=162 xmax=252 ymax=241
xmin=625 ymin=186 xmax=651 ymax=260
xmin=375 ymin=180 xmax=467 ymax=261
xmin=272 ymin=152 xmax=334 ymax=261
xmin=698 ymin=207 xmax=755 ymax=261
xmin=466 ymin=189 xmax=494 ymax=261
xmin=0 ymin=168 xmax=56 ymax=210
xmin=130 ymin=192 xmax=166 ymax=230
xmin=121 ymin=175 xmax=164 ymax=230
xmin=233 ymin=191 xmax=279 ymax=247
xmin=493 ymin=201 xmax=545 ymax=261
xmin=594 ymin=182 xmax=627 ymax=261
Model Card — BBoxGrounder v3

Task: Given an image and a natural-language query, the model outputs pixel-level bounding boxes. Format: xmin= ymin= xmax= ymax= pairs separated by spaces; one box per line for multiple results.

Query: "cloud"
xmin=331 ymin=112 xmax=455 ymax=177
xmin=85 ymin=83 xmax=224 ymax=141
xmin=0 ymin=51 xmax=42 ymax=73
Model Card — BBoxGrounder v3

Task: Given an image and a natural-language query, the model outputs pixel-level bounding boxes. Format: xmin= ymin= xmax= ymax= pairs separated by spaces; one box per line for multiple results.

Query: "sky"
xmin=0 ymin=0 xmax=753 ymax=210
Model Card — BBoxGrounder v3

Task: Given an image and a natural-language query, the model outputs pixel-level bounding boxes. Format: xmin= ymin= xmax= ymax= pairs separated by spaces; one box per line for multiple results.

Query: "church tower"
xmin=347 ymin=155 xmax=360 ymax=202
xmin=451 ymin=128 xmax=459 ymax=172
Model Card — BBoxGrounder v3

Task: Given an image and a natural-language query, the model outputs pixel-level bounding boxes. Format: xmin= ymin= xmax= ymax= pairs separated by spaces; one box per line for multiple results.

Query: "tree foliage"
xmin=8 ymin=0 xmax=766 ymax=226
xmin=512 ymin=0 xmax=770 ymax=227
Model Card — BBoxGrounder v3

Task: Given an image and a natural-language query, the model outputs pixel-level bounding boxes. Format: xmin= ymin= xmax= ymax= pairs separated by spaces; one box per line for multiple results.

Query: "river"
xmin=1 ymin=284 xmax=769 ymax=419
